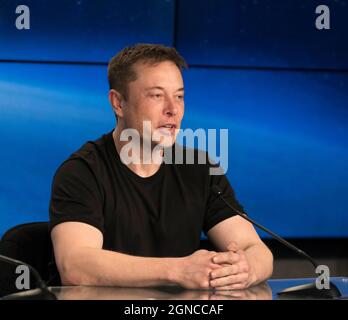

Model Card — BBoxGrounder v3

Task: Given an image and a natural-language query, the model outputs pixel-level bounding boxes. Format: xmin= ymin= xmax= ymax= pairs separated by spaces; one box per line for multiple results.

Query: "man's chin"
xmin=153 ymin=137 xmax=176 ymax=149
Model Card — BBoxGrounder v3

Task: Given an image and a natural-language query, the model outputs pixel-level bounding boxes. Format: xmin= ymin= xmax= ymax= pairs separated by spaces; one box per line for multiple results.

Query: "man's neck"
xmin=112 ymin=127 xmax=163 ymax=178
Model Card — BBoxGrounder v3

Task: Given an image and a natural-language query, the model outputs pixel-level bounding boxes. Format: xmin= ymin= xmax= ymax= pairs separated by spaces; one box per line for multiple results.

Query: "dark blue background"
xmin=0 ymin=0 xmax=347 ymax=238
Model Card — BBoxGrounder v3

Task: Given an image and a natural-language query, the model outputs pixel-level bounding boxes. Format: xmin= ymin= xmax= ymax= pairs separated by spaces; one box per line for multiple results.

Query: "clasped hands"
xmin=209 ymin=242 xmax=256 ymax=290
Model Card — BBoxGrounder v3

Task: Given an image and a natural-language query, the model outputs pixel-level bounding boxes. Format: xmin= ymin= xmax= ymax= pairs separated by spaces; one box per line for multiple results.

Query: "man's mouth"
xmin=157 ymin=124 xmax=177 ymax=136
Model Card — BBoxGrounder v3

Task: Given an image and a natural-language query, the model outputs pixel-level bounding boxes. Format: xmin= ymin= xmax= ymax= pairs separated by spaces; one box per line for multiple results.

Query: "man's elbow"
xmin=60 ymin=270 xmax=81 ymax=286
xmin=58 ymin=258 xmax=82 ymax=286
xmin=57 ymin=254 xmax=93 ymax=286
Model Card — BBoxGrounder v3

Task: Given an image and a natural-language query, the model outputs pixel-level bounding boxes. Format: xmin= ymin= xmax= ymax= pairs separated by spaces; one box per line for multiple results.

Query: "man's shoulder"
xmin=55 ymin=131 xmax=113 ymax=176
xmin=71 ymin=131 xmax=111 ymax=159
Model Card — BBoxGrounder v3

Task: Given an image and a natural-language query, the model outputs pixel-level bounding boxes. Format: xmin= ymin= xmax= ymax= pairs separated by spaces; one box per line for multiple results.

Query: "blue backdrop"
xmin=0 ymin=0 xmax=347 ymax=238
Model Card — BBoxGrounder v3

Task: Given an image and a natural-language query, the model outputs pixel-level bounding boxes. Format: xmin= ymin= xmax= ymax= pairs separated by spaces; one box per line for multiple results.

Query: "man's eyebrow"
xmin=145 ymin=86 xmax=164 ymax=91
xmin=145 ymin=86 xmax=184 ymax=92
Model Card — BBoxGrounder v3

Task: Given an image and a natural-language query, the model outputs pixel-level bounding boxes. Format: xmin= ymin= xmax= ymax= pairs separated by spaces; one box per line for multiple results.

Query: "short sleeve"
xmin=49 ymin=158 xmax=104 ymax=234
xmin=203 ymin=167 xmax=247 ymax=235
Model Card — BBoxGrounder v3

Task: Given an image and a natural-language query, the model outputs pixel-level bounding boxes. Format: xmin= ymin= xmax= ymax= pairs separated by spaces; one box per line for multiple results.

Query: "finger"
xmin=239 ymin=261 xmax=250 ymax=273
xmin=210 ymin=264 xmax=239 ymax=279
xmin=212 ymin=252 xmax=240 ymax=265
xmin=226 ymin=241 xmax=238 ymax=252
xmin=209 ymin=262 xmax=224 ymax=270
xmin=210 ymin=273 xmax=249 ymax=288
xmin=237 ymin=249 xmax=247 ymax=259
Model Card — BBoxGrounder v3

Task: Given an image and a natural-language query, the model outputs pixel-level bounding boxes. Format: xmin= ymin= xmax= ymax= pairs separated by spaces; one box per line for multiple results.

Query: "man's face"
xmin=121 ymin=60 xmax=185 ymax=148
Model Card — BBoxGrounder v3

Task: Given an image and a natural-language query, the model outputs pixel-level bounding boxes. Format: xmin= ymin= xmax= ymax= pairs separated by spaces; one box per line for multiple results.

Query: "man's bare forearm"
xmin=60 ymin=247 xmax=179 ymax=287
xmin=244 ymin=242 xmax=273 ymax=286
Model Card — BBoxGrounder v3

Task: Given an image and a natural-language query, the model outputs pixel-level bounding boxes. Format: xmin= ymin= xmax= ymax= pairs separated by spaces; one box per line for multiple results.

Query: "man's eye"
xmin=151 ymin=94 xmax=163 ymax=99
xmin=176 ymin=95 xmax=184 ymax=101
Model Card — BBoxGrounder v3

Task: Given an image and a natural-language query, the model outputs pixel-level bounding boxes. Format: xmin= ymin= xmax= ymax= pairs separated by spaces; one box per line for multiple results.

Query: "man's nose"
xmin=164 ymin=97 xmax=178 ymax=116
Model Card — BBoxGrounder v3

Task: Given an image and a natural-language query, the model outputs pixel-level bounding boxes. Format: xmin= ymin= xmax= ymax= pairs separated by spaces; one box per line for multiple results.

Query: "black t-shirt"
xmin=49 ymin=131 xmax=246 ymax=258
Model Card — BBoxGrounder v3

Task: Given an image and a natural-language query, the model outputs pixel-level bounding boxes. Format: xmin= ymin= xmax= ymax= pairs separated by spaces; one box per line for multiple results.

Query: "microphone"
xmin=0 ymin=254 xmax=56 ymax=300
xmin=212 ymin=185 xmax=341 ymax=299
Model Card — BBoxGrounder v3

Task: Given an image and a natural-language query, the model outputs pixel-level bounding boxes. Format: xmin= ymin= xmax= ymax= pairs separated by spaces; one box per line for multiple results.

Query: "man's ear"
xmin=109 ymin=89 xmax=125 ymax=119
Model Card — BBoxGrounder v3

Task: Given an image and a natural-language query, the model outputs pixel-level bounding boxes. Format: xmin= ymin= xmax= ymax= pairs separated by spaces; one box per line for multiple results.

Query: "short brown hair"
xmin=107 ymin=43 xmax=188 ymax=100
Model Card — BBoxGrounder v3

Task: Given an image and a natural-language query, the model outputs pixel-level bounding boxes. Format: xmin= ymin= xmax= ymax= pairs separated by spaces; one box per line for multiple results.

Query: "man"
xmin=49 ymin=44 xmax=273 ymax=290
